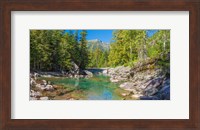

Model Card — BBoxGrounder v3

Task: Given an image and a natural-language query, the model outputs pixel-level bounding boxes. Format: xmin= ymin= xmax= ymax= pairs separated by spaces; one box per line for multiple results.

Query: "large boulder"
xmin=144 ymin=87 xmax=159 ymax=96
xmin=158 ymin=83 xmax=170 ymax=100
xmin=143 ymin=78 xmax=170 ymax=99
xmin=84 ymin=70 xmax=93 ymax=78
xmin=144 ymin=78 xmax=163 ymax=96
xmin=71 ymin=61 xmax=80 ymax=75
xmin=145 ymin=78 xmax=163 ymax=90
xmin=162 ymin=78 xmax=170 ymax=87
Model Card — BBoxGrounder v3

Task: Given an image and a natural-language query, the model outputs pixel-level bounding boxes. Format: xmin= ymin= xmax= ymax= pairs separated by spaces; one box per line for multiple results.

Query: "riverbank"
xmin=30 ymin=74 xmax=132 ymax=100
xmin=30 ymin=69 xmax=94 ymax=100
xmin=30 ymin=59 xmax=170 ymax=100
xmin=102 ymin=58 xmax=170 ymax=100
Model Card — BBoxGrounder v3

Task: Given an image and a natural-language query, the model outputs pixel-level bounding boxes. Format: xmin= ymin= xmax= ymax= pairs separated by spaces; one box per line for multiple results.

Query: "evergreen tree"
xmin=30 ymin=29 xmax=170 ymax=72
xmin=79 ymin=30 xmax=89 ymax=69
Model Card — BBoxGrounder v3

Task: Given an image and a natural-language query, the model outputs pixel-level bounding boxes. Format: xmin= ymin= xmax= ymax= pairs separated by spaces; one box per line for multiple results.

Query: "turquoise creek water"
xmin=41 ymin=75 xmax=128 ymax=100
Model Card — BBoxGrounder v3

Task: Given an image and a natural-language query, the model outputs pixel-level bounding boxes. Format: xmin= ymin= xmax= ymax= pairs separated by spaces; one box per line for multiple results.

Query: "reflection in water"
xmin=74 ymin=78 xmax=79 ymax=87
xmin=53 ymin=75 xmax=123 ymax=100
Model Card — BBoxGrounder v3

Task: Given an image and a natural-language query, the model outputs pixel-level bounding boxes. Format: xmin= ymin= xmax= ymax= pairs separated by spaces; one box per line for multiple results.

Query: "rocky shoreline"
xmin=30 ymin=59 xmax=170 ymax=100
xmin=30 ymin=69 xmax=93 ymax=100
xmin=102 ymin=59 xmax=170 ymax=100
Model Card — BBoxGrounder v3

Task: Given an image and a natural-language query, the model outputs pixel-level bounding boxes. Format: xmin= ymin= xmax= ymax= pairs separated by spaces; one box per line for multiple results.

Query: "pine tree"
xmin=79 ymin=30 xmax=89 ymax=69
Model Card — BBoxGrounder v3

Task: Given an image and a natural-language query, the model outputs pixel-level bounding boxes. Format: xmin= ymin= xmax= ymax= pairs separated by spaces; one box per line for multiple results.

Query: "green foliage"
xmin=88 ymin=48 xmax=109 ymax=68
xmin=30 ymin=30 xmax=89 ymax=71
xmin=108 ymin=30 xmax=147 ymax=67
xmin=79 ymin=30 xmax=89 ymax=69
xmin=147 ymin=30 xmax=170 ymax=60
xmin=108 ymin=30 xmax=170 ymax=70
xmin=57 ymin=39 xmax=71 ymax=70
xmin=30 ymin=30 xmax=170 ymax=72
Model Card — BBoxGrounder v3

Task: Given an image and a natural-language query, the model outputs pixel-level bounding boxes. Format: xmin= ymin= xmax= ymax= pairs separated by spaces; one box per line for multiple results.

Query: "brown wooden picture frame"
xmin=0 ymin=0 xmax=200 ymax=130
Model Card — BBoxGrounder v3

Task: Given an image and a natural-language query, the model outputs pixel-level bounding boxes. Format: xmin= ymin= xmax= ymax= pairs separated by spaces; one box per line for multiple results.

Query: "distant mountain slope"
xmin=87 ymin=39 xmax=110 ymax=52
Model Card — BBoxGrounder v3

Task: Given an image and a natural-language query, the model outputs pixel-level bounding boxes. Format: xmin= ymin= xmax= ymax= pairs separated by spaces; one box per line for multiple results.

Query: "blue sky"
xmin=65 ymin=30 xmax=113 ymax=43
xmin=65 ymin=30 xmax=158 ymax=43
xmin=146 ymin=30 xmax=158 ymax=37
xmin=87 ymin=30 xmax=113 ymax=43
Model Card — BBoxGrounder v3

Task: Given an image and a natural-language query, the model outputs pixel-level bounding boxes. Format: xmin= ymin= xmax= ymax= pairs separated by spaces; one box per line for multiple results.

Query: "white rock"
xmin=84 ymin=70 xmax=93 ymax=77
xmin=102 ymin=69 xmax=109 ymax=75
xmin=41 ymin=80 xmax=47 ymax=85
xmin=121 ymin=93 xmax=128 ymax=96
xmin=45 ymin=85 xmax=54 ymax=91
xmin=131 ymin=94 xmax=143 ymax=99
